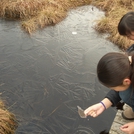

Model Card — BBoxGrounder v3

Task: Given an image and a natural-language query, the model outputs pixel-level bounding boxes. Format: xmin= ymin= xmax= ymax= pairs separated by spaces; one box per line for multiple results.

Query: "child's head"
xmin=97 ymin=52 xmax=133 ymax=91
xmin=118 ymin=11 xmax=134 ymax=40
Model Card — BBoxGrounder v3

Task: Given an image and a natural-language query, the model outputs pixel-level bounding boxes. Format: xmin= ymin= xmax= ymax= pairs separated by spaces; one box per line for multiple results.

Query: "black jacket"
xmin=105 ymin=90 xmax=121 ymax=106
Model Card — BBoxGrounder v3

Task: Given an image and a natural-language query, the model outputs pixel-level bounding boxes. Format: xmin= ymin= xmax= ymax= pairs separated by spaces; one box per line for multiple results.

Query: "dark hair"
xmin=118 ymin=11 xmax=134 ymax=36
xmin=97 ymin=52 xmax=134 ymax=87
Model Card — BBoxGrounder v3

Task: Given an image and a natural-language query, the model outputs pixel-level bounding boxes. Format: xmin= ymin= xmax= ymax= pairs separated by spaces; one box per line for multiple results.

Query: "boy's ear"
xmin=123 ymin=78 xmax=131 ymax=86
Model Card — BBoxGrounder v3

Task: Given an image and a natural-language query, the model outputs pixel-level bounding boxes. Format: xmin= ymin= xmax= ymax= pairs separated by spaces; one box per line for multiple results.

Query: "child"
xmin=84 ymin=11 xmax=134 ymax=134
xmin=118 ymin=11 xmax=134 ymax=40
xmin=84 ymin=48 xmax=134 ymax=134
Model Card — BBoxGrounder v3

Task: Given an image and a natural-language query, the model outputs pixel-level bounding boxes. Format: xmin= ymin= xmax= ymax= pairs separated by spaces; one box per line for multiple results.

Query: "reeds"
xmin=0 ymin=100 xmax=17 ymax=134
xmin=0 ymin=0 xmax=92 ymax=34
xmin=92 ymin=0 xmax=134 ymax=49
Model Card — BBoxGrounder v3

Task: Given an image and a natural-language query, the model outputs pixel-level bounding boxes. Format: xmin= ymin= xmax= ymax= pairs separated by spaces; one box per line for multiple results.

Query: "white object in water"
xmin=72 ymin=31 xmax=77 ymax=35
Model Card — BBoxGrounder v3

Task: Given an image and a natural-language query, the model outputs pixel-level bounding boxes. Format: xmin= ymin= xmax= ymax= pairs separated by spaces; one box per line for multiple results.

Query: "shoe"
xmin=122 ymin=107 xmax=134 ymax=120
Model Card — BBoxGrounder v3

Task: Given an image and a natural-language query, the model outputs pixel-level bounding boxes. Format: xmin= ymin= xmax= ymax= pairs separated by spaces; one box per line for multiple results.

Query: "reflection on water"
xmin=73 ymin=127 xmax=95 ymax=134
xmin=0 ymin=5 xmax=120 ymax=134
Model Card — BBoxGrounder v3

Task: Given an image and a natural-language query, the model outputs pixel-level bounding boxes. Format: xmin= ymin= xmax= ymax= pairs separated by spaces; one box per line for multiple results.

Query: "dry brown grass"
xmin=92 ymin=0 xmax=134 ymax=49
xmin=0 ymin=100 xmax=17 ymax=134
xmin=0 ymin=0 xmax=92 ymax=34
xmin=1 ymin=0 xmax=134 ymax=49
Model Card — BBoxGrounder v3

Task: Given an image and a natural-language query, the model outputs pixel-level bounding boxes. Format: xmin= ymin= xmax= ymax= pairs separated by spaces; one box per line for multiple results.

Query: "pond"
xmin=0 ymin=5 xmax=121 ymax=134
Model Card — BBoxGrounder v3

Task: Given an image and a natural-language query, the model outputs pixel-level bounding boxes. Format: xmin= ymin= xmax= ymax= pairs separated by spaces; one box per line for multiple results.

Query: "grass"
xmin=0 ymin=0 xmax=134 ymax=49
xmin=0 ymin=100 xmax=17 ymax=134
xmin=0 ymin=0 xmax=92 ymax=34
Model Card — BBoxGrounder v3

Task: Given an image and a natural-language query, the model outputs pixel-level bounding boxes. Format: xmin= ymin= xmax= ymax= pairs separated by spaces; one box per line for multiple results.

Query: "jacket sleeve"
xmin=105 ymin=90 xmax=121 ymax=107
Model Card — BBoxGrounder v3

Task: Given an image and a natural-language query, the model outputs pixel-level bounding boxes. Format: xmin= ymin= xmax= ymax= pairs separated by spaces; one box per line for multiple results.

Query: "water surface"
xmin=0 ymin=5 xmax=121 ymax=134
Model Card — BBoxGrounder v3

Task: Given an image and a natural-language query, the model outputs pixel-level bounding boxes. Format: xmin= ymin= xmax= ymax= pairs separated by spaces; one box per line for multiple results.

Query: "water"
xmin=0 ymin=5 xmax=121 ymax=134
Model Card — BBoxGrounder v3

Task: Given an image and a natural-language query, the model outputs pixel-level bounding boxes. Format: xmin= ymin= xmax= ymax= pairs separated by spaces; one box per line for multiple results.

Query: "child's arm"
xmin=84 ymin=98 xmax=112 ymax=117
xmin=101 ymin=98 xmax=113 ymax=109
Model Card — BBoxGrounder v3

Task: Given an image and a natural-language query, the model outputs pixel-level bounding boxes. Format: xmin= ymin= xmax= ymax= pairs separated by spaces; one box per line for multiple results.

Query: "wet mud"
xmin=0 ymin=5 xmax=121 ymax=134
